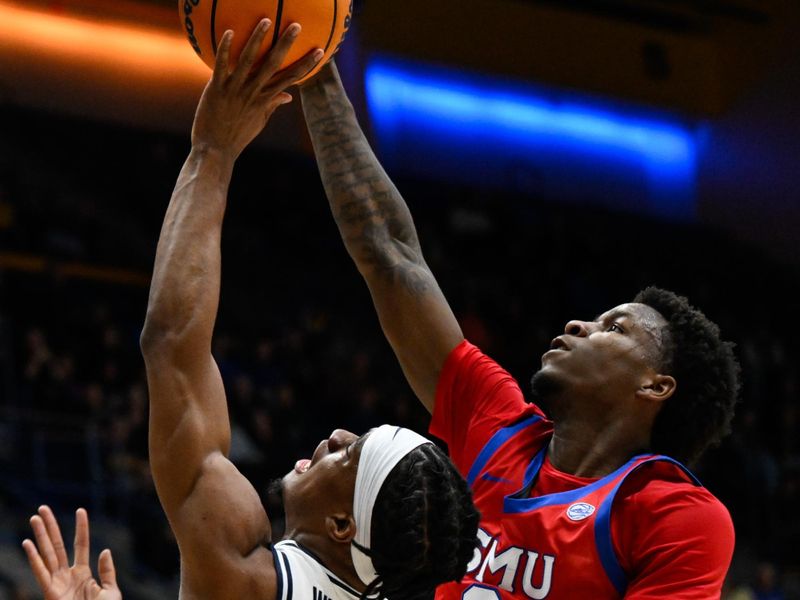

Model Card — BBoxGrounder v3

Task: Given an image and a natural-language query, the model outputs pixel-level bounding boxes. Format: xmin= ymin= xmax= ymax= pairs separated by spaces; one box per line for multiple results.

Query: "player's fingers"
xmin=257 ymin=23 xmax=302 ymax=82
xmin=212 ymin=30 xmax=234 ymax=85
xmin=98 ymin=549 xmax=119 ymax=590
xmin=29 ymin=515 xmax=59 ymax=573
xmin=232 ymin=18 xmax=272 ymax=86
xmin=262 ymin=93 xmax=293 ymax=122
xmin=22 ymin=539 xmax=52 ymax=590
xmin=264 ymin=48 xmax=323 ymax=93
xmin=86 ymin=580 xmax=103 ymax=598
xmin=74 ymin=508 xmax=90 ymax=567
xmin=39 ymin=505 xmax=69 ymax=570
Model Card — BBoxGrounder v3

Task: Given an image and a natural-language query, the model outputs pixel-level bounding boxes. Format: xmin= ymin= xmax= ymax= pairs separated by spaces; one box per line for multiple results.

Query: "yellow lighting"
xmin=0 ymin=0 xmax=210 ymax=82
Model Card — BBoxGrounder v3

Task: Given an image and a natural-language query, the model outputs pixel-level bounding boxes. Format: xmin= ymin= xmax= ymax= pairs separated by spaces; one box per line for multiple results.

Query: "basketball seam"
xmin=210 ymin=0 xmax=220 ymax=55
xmin=323 ymin=0 xmax=338 ymax=55
xmin=296 ymin=0 xmax=339 ymax=81
xmin=272 ymin=0 xmax=286 ymax=49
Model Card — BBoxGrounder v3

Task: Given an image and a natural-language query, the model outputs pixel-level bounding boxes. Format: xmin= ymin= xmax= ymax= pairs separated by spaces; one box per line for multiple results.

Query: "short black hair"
xmin=363 ymin=443 xmax=480 ymax=600
xmin=634 ymin=286 xmax=741 ymax=465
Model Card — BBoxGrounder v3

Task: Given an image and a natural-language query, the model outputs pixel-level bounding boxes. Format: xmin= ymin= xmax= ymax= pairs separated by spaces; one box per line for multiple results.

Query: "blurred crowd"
xmin=0 ymin=104 xmax=798 ymax=599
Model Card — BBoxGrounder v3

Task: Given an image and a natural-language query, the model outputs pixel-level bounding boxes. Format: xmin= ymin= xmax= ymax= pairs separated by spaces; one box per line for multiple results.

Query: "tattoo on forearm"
xmin=302 ymin=75 xmax=431 ymax=296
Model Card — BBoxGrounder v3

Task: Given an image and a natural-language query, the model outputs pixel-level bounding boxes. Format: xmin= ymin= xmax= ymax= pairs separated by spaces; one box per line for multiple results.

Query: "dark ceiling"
xmin=5 ymin=0 xmax=798 ymax=262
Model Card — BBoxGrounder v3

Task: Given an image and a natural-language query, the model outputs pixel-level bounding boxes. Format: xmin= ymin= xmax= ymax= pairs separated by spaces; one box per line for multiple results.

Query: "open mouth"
xmin=549 ymin=337 xmax=570 ymax=351
xmin=294 ymin=439 xmax=328 ymax=475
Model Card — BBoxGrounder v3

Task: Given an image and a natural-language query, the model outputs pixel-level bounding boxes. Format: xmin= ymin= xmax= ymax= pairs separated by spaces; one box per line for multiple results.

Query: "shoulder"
xmin=436 ymin=340 xmax=543 ymax=419
xmin=440 ymin=341 xmax=516 ymax=388
xmin=175 ymin=454 xmax=278 ymax=599
xmin=180 ymin=543 xmax=278 ymax=600
xmin=619 ymin=464 xmax=733 ymax=526
xmin=613 ymin=465 xmax=734 ymax=589
xmin=432 ymin=340 xmax=546 ymax=475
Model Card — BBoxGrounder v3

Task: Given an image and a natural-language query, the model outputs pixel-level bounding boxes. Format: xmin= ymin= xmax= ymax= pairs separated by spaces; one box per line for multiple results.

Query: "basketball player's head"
xmin=530 ymin=286 xmax=740 ymax=464
xmin=281 ymin=425 xmax=480 ymax=600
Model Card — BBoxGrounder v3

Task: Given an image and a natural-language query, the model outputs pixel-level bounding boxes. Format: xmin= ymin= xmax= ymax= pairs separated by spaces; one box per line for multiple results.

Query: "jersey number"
xmin=463 ymin=585 xmax=501 ymax=600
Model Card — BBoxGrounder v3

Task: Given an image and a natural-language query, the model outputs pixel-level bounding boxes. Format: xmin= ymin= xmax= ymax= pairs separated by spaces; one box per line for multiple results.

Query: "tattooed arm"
xmin=300 ymin=62 xmax=463 ymax=412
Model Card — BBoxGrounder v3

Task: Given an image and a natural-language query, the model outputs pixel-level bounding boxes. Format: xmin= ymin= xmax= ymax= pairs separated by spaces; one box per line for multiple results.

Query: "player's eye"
xmin=608 ymin=323 xmax=624 ymax=333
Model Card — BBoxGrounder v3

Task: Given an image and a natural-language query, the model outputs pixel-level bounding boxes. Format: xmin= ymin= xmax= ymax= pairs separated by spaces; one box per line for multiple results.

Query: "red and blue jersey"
xmin=431 ymin=341 xmax=734 ymax=600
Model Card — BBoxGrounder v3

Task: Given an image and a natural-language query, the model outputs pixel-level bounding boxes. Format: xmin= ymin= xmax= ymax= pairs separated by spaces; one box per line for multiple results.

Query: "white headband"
xmin=351 ymin=425 xmax=431 ymax=585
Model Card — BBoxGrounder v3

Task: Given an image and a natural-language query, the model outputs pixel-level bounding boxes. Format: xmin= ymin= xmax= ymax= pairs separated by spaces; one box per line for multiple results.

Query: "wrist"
xmin=300 ymin=59 xmax=338 ymax=88
xmin=300 ymin=63 xmax=351 ymax=104
xmin=188 ymin=144 xmax=237 ymax=172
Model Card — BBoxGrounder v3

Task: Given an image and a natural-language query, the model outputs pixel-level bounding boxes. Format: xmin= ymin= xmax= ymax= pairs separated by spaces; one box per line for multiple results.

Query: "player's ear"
xmin=636 ymin=372 xmax=676 ymax=404
xmin=325 ymin=513 xmax=356 ymax=544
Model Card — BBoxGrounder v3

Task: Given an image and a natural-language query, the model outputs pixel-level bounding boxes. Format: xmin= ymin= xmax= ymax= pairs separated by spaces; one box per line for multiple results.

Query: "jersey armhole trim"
xmin=272 ymin=547 xmax=287 ymax=600
xmin=594 ymin=455 xmax=702 ymax=597
xmin=465 ymin=415 xmax=542 ymax=487
xmin=274 ymin=549 xmax=293 ymax=600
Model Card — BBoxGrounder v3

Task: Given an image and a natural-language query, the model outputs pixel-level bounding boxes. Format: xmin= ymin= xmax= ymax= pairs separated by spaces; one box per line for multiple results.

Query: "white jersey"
xmin=273 ymin=540 xmax=366 ymax=600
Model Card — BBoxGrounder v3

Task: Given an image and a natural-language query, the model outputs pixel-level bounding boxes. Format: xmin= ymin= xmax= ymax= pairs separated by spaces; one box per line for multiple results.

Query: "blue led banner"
xmin=365 ymin=57 xmax=699 ymax=220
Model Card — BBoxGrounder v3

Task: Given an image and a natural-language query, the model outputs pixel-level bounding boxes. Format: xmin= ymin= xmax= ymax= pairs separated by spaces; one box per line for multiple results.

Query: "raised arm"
xmin=139 ymin=21 xmax=322 ymax=597
xmin=300 ymin=63 xmax=463 ymax=412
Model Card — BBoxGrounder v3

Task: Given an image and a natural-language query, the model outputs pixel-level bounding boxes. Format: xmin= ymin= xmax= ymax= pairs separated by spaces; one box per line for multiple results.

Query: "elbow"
xmin=140 ymin=311 xmax=207 ymax=365
xmin=139 ymin=321 xmax=163 ymax=359
xmin=140 ymin=314 xmax=177 ymax=359
xmin=354 ymin=239 xmax=424 ymax=278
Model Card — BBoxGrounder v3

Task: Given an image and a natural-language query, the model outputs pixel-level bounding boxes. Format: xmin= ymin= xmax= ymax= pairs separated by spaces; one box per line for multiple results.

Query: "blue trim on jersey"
xmin=465 ymin=415 xmax=542 ymax=487
xmin=594 ymin=483 xmax=629 ymax=597
xmin=327 ymin=576 xmax=363 ymax=598
xmin=481 ymin=473 xmax=515 ymax=484
xmin=283 ymin=541 xmax=368 ymax=599
xmin=289 ymin=541 xmax=327 ymax=566
xmin=465 ymin=410 xmax=704 ymax=598
xmin=521 ymin=443 xmax=547 ymax=484
xmin=272 ymin=546 xmax=285 ymax=600
xmin=594 ymin=456 xmax=702 ymax=597
xmin=504 ymin=451 xmax=645 ymax=514
xmin=281 ymin=551 xmax=294 ymax=600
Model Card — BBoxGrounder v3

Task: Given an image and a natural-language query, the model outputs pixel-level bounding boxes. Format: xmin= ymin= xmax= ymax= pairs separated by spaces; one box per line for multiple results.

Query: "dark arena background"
xmin=1 ymin=0 xmax=799 ymax=597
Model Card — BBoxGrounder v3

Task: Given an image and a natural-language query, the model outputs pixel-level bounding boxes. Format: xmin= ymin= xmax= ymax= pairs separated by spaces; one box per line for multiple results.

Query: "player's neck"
xmin=290 ymin=532 xmax=367 ymax=593
xmin=547 ymin=418 xmax=651 ymax=479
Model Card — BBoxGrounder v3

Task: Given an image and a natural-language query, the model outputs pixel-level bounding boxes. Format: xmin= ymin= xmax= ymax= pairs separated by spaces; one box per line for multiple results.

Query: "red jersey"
xmin=431 ymin=341 xmax=734 ymax=600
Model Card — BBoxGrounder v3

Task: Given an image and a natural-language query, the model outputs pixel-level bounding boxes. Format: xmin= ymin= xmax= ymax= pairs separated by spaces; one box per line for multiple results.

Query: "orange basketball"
xmin=179 ymin=0 xmax=353 ymax=83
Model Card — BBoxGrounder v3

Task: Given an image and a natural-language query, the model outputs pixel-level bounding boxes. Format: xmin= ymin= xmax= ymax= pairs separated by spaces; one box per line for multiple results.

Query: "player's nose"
xmin=564 ymin=320 xmax=592 ymax=337
xmin=327 ymin=428 xmax=357 ymax=451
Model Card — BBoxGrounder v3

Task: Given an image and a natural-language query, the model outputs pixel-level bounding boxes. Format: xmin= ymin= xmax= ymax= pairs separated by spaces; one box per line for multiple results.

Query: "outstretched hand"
xmin=22 ymin=506 xmax=122 ymax=600
xmin=192 ymin=19 xmax=324 ymax=160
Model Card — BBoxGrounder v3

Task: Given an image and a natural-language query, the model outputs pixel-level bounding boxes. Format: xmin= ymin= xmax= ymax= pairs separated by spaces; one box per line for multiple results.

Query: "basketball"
xmin=180 ymin=0 xmax=353 ymax=83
